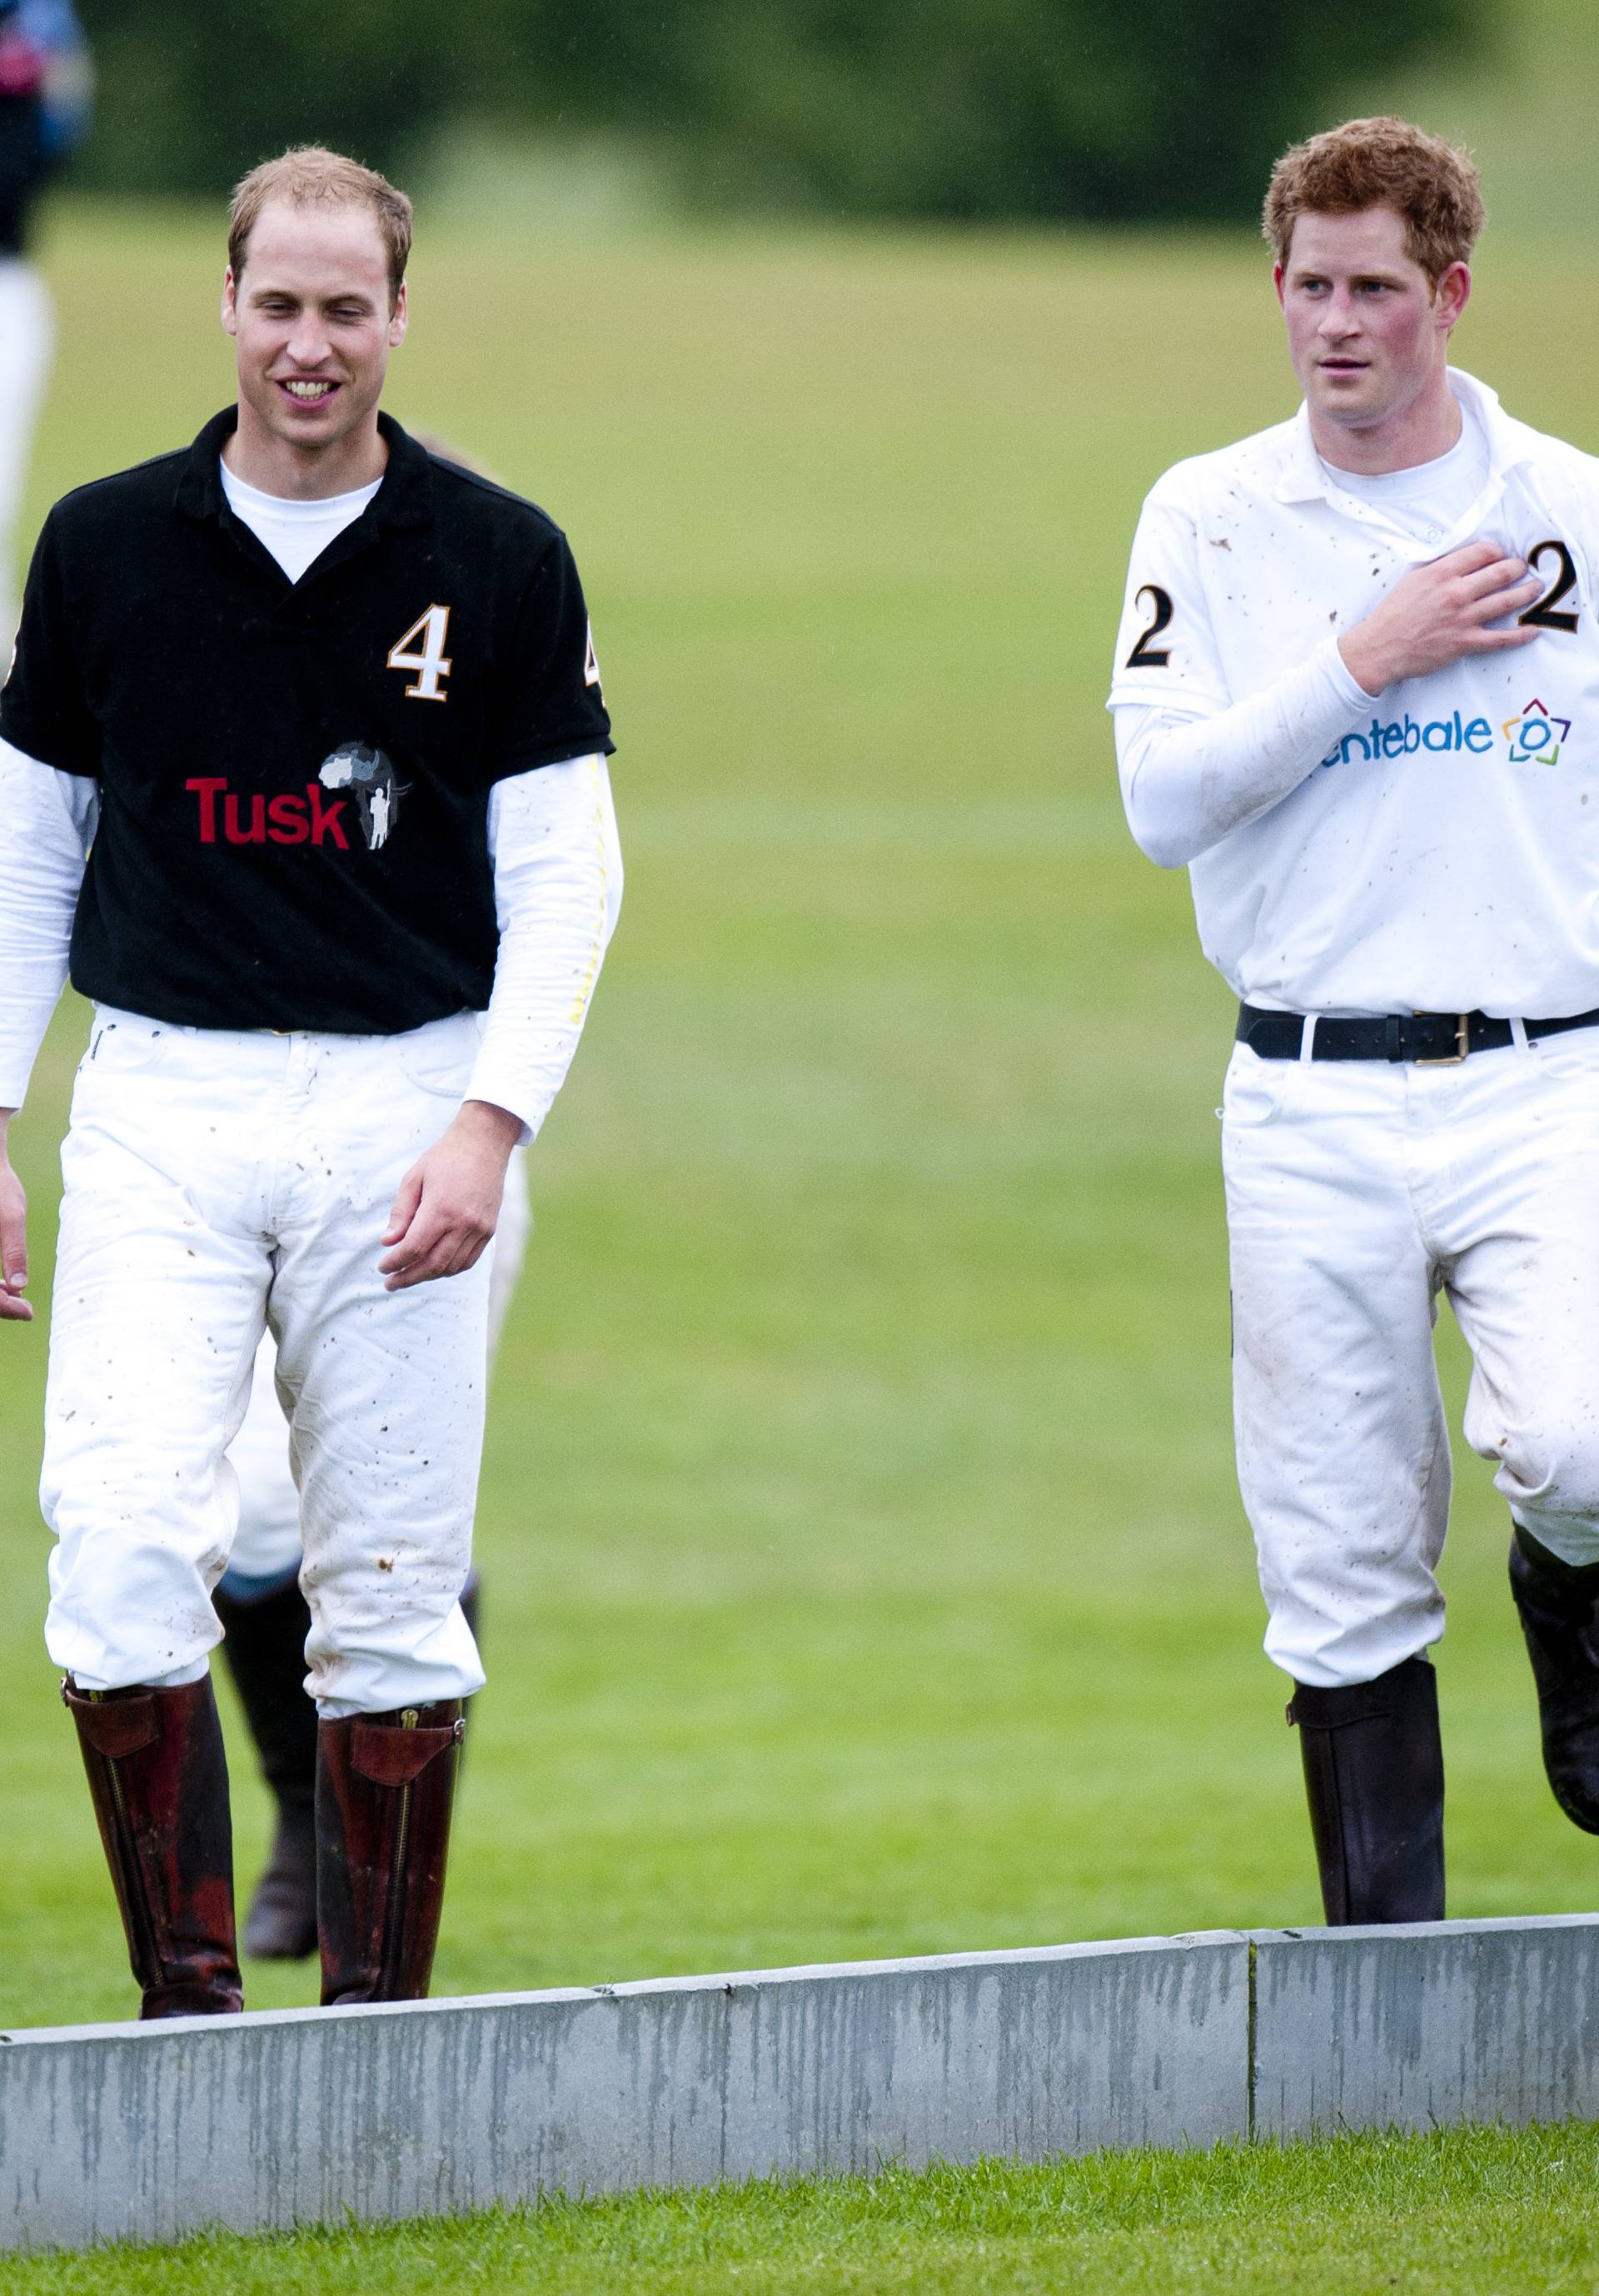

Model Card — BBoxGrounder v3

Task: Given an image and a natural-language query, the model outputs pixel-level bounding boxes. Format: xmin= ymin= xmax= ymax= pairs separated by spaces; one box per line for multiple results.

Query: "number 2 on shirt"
xmin=1126 ymin=584 xmax=1174 ymax=668
xmin=1517 ymin=540 xmax=1580 ymax=635
xmin=388 ymin=605 xmax=453 ymax=701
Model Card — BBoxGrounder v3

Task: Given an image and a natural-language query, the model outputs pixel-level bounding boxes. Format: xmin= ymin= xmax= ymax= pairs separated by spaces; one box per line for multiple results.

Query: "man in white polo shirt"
xmin=1109 ymin=115 xmax=1599 ymax=1923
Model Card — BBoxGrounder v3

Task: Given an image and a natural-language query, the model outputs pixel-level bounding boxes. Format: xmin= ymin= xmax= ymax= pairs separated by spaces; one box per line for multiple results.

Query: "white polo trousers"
xmin=41 ymin=1005 xmax=492 ymax=1713
xmin=224 ymin=1145 xmax=533 ymax=1583
xmin=0 ymin=259 xmax=53 ymax=644
xmin=1224 ymin=1030 xmax=1599 ymax=1691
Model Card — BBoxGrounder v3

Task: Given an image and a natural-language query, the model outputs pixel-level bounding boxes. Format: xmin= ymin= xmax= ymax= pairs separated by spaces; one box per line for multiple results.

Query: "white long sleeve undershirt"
xmin=0 ymin=740 xmax=621 ymax=1136
xmin=1113 ymin=635 xmax=1377 ymax=871
xmin=470 ymin=750 xmax=622 ymax=1142
xmin=0 ymin=746 xmax=97 ymax=1108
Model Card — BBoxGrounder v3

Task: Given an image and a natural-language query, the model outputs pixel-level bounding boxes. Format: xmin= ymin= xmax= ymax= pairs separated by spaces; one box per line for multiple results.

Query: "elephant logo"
xmin=318 ymin=741 xmax=404 ymax=851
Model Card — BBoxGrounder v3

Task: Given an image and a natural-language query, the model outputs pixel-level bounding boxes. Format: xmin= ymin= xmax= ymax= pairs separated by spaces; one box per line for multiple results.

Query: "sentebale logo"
xmin=1322 ymin=711 xmax=1494 ymax=769
xmin=1502 ymin=697 xmax=1573 ymax=765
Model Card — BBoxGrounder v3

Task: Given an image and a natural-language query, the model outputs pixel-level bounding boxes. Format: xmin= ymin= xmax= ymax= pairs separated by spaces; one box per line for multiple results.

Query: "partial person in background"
xmin=212 ymin=434 xmax=549 ymax=1965
xmin=0 ymin=0 xmax=89 ymax=640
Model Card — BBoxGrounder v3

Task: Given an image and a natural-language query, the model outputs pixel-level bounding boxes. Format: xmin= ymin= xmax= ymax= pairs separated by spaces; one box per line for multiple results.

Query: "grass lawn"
xmin=4 ymin=206 xmax=1599 ymax=2285
xmin=7 ymin=2124 xmax=1599 ymax=2294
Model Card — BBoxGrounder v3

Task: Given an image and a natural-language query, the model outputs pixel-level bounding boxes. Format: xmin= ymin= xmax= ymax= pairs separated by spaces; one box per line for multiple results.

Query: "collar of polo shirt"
xmin=173 ymin=406 xmax=433 ymax=534
xmin=1272 ymin=367 xmax=1539 ymax=510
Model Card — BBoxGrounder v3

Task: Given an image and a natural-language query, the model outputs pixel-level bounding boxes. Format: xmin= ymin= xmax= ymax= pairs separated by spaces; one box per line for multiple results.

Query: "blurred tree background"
xmin=71 ymin=0 xmax=1490 ymax=222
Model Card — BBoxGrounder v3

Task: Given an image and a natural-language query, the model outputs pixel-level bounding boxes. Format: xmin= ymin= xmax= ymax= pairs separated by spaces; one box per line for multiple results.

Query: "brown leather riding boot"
xmin=62 ymin=1674 xmax=243 ymax=2019
xmin=212 ymin=1570 xmax=484 ymax=1963
xmin=316 ymin=1701 xmax=464 ymax=2005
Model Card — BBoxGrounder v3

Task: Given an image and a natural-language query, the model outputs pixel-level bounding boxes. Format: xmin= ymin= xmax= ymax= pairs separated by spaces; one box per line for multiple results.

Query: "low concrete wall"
xmin=0 ymin=1935 xmax=1248 ymax=2253
xmin=1 ymin=1916 xmax=1595 ymax=2253
xmin=1253 ymin=1914 xmax=1599 ymax=2139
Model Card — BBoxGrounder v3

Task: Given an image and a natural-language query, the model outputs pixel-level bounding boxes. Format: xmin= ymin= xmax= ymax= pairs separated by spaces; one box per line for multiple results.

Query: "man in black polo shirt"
xmin=0 ymin=146 xmax=620 ymax=2017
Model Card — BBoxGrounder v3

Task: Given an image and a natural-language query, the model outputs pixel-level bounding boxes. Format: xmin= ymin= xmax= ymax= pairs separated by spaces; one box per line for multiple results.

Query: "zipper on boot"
xmin=84 ymin=1688 xmax=163 ymax=1990
xmin=379 ymin=1707 xmax=421 ymax=1993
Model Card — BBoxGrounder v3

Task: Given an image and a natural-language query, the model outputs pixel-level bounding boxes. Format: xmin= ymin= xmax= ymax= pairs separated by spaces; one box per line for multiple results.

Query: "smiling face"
xmin=222 ymin=199 xmax=407 ymax=491
xmin=1274 ymin=205 xmax=1468 ymax=453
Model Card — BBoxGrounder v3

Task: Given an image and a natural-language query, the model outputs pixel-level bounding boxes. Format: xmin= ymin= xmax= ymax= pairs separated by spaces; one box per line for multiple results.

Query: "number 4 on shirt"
xmin=388 ymin=605 xmax=453 ymax=701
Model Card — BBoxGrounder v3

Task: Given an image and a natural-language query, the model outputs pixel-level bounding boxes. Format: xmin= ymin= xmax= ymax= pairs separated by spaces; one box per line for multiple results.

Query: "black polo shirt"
xmin=0 ymin=408 xmax=615 ymax=1033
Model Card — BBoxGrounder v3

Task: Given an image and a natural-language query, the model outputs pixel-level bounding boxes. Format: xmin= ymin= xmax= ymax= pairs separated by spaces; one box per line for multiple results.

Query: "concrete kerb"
xmin=0 ymin=1934 xmax=1248 ymax=2254
xmin=0 ymin=1915 xmax=1595 ymax=2254
xmin=1250 ymin=1913 xmax=1599 ymax=2139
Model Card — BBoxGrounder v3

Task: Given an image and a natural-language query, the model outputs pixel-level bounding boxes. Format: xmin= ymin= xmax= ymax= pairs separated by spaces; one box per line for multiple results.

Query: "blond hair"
xmin=1263 ymin=117 xmax=1485 ymax=281
xmin=228 ymin=146 xmax=412 ymax=302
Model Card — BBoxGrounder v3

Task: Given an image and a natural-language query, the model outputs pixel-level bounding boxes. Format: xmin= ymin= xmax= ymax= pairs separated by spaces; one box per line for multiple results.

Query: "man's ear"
xmin=1434 ymin=260 xmax=1472 ymax=332
xmin=388 ymin=279 xmax=409 ymax=349
xmin=221 ymin=266 xmax=238 ymax=339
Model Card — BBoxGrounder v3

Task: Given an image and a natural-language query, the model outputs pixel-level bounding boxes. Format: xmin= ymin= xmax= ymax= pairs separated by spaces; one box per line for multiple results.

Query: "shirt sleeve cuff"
xmin=1321 ymin=631 xmax=1379 ymax=705
xmin=463 ymin=1058 xmax=538 ymax=1147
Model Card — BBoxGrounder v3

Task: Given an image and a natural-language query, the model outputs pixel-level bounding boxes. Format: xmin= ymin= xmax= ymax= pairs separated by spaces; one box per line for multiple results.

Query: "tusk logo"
xmin=318 ymin=741 xmax=404 ymax=850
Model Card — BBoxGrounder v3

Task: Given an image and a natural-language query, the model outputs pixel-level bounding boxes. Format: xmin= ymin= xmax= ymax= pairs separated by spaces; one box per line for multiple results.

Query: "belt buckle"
xmin=1412 ymin=1011 xmax=1470 ymax=1067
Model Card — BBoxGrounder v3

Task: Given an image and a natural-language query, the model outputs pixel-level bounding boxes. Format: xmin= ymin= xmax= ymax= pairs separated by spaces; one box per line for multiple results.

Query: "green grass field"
xmin=7 ymin=204 xmax=1599 ymax=2286
xmin=9 ymin=2124 xmax=1599 ymax=2296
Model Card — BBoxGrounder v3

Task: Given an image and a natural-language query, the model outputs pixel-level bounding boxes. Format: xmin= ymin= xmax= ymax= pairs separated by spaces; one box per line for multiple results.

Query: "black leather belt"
xmin=1237 ymin=1002 xmax=1599 ymax=1064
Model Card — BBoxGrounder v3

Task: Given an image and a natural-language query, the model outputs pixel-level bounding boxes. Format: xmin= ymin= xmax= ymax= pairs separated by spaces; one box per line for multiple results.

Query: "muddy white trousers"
xmin=1224 ymin=1028 xmax=1599 ymax=1691
xmin=224 ymin=1148 xmax=532 ymax=1586
xmin=42 ymin=1005 xmax=494 ymax=1713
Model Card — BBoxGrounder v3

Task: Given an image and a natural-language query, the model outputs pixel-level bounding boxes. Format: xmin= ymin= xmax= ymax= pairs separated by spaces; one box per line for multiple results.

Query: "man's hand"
xmin=1338 ymin=541 xmax=1544 ymax=697
xmin=0 ymin=1113 xmax=31 ymax=1323
xmin=379 ymin=1098 xmax=523 ymax=1293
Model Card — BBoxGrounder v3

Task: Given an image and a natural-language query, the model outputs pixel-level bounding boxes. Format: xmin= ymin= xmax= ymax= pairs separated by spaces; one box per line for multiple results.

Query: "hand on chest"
xmin=1215 ymin=510 xmax=1597 ymax=774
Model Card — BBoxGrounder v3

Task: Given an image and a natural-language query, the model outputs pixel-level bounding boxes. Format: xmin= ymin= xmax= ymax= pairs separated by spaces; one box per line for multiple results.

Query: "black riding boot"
xmin=1508 ymin=1523 xmax=1599 ymax=1832
xmin=1287 ymin=1655 xmax=1445 ymax=1924
xmin=213 ymin=1568 xmax=319 ymax=1960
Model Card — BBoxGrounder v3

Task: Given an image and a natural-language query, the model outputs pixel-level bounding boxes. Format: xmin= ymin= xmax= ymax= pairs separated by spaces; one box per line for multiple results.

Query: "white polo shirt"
xmin=1107 ymin=369 xmax=1599 ymax=1016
